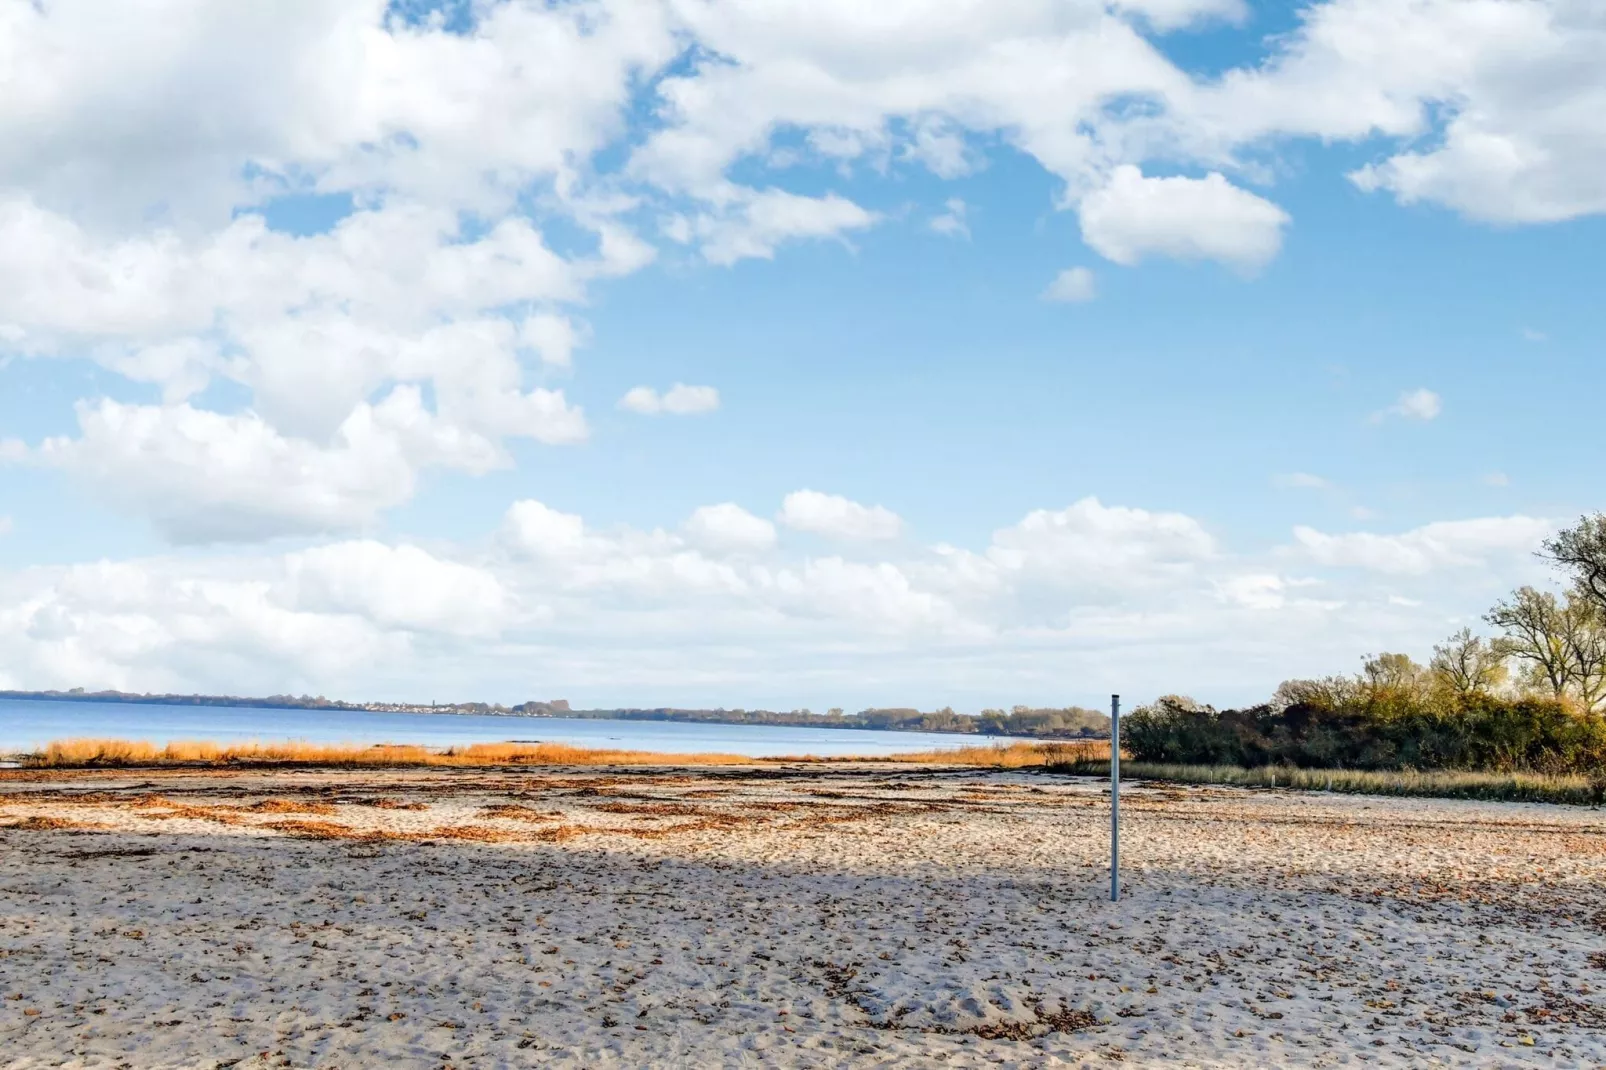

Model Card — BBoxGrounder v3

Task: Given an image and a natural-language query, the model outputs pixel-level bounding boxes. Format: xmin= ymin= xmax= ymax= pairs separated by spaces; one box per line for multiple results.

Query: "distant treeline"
xmin=0 ymin=689 xmax=369 ymax=711
xmin=0 ymin=689 xmax=573 ymax=716
xmin=1127 ymin=513 xmax=1606 ymax=776
xmin=562 ymin=705 xmax=1110 ymax=739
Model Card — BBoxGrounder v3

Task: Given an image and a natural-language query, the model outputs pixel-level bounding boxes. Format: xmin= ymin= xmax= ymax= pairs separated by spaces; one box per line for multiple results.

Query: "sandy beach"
xmin=2 ymin=765 xmax=1604 ymax=1068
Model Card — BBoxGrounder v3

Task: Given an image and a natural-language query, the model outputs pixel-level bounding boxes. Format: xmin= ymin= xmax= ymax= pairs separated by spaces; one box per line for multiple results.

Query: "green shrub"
xmin=1123 ymin=693 xmax=1606 ymax=774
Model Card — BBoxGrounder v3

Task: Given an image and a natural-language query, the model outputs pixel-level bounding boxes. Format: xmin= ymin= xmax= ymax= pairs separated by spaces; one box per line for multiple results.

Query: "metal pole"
xmin=1110 ymin=693 xmax=1120 ymax=902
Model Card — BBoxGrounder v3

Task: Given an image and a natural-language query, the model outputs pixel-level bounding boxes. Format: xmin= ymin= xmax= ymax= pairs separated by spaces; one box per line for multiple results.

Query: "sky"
xmin=0 ymin=0 xmax=1602 ymax=711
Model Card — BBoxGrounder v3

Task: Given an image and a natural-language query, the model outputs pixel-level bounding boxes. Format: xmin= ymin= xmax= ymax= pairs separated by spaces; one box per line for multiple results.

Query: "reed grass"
xmin=882 ymin=740 xmax=1110 ymax=767
xmin=26 ymin=738 xmax=753 ymax=769
xmin=24 ymin=737 xmax=1104 ymax=770
xmin=1052 ymin=759 xmax=1604 ymax=806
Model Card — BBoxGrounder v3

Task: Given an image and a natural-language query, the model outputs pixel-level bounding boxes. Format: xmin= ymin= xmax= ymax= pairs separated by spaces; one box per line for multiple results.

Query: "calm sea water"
xmin=0 ymin=698 xmax=1028 ymax=758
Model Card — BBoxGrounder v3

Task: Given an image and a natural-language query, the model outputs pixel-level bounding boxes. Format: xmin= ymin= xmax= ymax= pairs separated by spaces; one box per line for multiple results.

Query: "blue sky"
xmin=0 ymin=0 xmax=1601 ymax=710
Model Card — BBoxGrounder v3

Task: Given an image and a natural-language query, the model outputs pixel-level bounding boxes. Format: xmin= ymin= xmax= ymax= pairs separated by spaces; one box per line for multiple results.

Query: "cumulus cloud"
xmin=502 ymin=500 xmax=589 ymax=558
xmin=520 ymin=313 xmax=584 ymax=369
xmin=618 ymin=384 xmax=721 ymax=416
xmin=1113 ymin=0 xmax=1248 ymax=31
xmin=0 ymin=2 xmax=670 ymax=543
xmin=984 ymin=497 xmax=1216 ymax=587
xmin=929 ymin=198 xmax=969 ymax=238
xmin=0 ymin=492 xmax=1568 ymax=705
xmin=1042 ymin=267 xmax=1096 ymax=303
xmin=1214 ymin=573 xmax=1288 ymax=611
xmin=683 ymin=503 xmax=777 ymax=553
xmin=1373 ymin=388 xmax=1443 ymax=423
xmin=31 ymin=390 xmax=544 ymax=543
xmin=1291 ymin=516 xmax=1553 ymax=575
xmin=1079 ymin=167 xmax=1290 ymax=271
xmin=779 ymin=491 xmax=904 ymax=541
xmin=685 ymin=190 xmax=877 ymax=266
xmin=286 ymin=542 xmax=509 ymax=638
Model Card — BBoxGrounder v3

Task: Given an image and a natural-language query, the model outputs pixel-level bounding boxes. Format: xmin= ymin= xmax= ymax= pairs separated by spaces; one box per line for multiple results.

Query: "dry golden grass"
xmin=27 ymin=737 xmax=1106 ymax=770
xmin=1057 ymin=759 xmax=1603 ymax=806
xmin=29 ymin=738 xmax=754 ymax=769
xmin=880 ymin=740 xmax=1110 ymax=767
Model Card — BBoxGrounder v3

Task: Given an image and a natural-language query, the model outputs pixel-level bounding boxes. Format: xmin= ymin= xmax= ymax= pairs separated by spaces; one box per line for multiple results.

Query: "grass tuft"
xmin=1053 ymin=759 xmax=1600 ymax=806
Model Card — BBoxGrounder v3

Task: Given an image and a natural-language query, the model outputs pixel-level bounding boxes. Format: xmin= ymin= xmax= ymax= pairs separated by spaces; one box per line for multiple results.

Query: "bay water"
xmin=0 ymin=697 xmax=1028 ymax=758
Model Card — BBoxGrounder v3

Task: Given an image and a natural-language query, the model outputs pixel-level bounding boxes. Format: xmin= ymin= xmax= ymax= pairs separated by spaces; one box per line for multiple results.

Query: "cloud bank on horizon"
xmin=0 ymin=0 xmax=1600 ymax=708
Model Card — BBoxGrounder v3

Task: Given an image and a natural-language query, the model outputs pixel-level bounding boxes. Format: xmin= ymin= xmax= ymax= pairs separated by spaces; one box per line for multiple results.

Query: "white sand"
xmin=2 ymin=766 xmax=1605 ymax=1068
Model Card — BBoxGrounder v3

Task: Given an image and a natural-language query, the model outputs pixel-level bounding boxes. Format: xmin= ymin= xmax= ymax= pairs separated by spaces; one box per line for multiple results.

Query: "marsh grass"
xmin=27 ymin=738 xmax=755 ymax=769
xmin=26 ymin=737 xmax=1103 ymax=770
xmin=1053 ymin=759 xmax=1601 ymax=806
xmin=869 ymin=740 xmax=1110 ymax=767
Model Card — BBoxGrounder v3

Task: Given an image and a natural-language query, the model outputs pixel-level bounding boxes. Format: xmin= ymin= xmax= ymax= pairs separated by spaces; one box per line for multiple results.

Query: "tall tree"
xmin=1544 ymin=514 xmax=1606 ymax=615
xmin=1560 ymin=601 xmax=1606 ymax=715
xmin=1487 ymin=586 xmax=1606 ymax=714
xmin=1487 ymin=587 xmax=1572 ymax=699
xmin=1429 ymin=627 xmax=1507 ymax=698
xmin=1360 ymin=651 xmax=1429 ymax=700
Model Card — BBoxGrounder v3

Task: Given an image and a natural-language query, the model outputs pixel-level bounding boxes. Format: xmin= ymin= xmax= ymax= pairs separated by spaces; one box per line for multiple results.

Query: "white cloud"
xmin=929 ymin=198 xmax=969 ymax=238
xmin=0 ymin=0 xmax=679 ymax=228
xmin=286 ymin=542 xmax=508 ymax=638
xmin=0 ymin=0 xmax=680 ymax=544
xmin=684 ymin=503 xmax=777 ymax=554
xmin=1291 ymin=516 xmax=1553 ymax=575
xmin=779 ymin=490 xmax=904 ymax=541
xmin=1192 ymin=1 xmax=1606 ymax=225
xmin=1214 ymin=573 xmax=1286 ymax=611
xmin=694 ymin=189 xmax=877 ymax=266
xmin=520 ymin=313 xmax=584 ymax=369
xmin=903 ymin=119 xmax=977 ymax=179
xmin=0 ymin=494 xmax=1568 ymax=706
xmin=1042 ymin=267 xmax=1096 ymax=303
xmin=1113 ymin=0 xmax=1248 ymax=31
xmin=1079 ymin=167 xmax=1290 ymax=271
xmin=618 ymin=383 xmax=722 ymax=416
xmin=660 ymin=384 xmax=722 ymax=415
xmin=1373 ymin=388 xmax=1442 ymax=423
xmin=1272 ymin=472 xmax=1331 ymax=490
xmin=1522 ymin=327 xmax=1548 ymax=343
xmin=29 ymin=388 xmax=570 ymax=543
xmin=503 ymin=500 xmax=589 ymax=559
xmin=774 ymin=557 xmax=961 ymax=634
xmin=984 ymin=497 xmax=1216 ymax=586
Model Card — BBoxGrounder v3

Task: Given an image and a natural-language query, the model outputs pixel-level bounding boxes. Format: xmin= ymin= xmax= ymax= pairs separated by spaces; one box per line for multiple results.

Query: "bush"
xmin=1123 ymin=693 xmax=1606 ymax=774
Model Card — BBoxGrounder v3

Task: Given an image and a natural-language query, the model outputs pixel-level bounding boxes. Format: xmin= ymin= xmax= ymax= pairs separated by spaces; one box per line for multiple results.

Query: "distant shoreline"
xmin=0 ymin=690 xmax=1110 ymax=741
